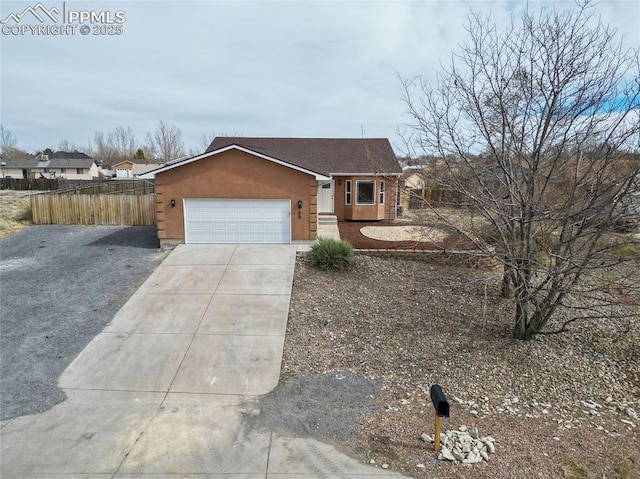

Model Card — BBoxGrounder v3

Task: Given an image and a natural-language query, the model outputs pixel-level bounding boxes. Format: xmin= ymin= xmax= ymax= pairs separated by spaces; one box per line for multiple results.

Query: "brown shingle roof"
xmin=206 ymin=137 xmax=401 ymax=176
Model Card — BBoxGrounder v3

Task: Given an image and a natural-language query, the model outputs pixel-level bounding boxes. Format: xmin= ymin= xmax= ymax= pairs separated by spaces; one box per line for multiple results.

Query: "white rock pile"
xmin=421 ymin=426 xmax=495 ymax=463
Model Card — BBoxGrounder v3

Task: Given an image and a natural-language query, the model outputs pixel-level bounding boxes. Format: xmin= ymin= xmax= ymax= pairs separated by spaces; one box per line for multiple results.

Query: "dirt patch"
xmin=282 ymin=253 xmax=640 ymax=478
xmin=249 ymin=371 xmax=382 ymax=440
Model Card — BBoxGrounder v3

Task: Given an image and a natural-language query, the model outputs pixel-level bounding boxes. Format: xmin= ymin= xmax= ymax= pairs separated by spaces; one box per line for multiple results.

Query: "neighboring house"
xmin=112 ymin=160 xmax=163 ymax=179
xmin=140 ymin=137 xmax=402 ymax=245
xmin=402 ymin=167 xmax=428 ymax=189
xmin=400 ymin=167 xmax=428 ymax=210
xmin=1 ymin=155 xmax=39 ymax=178
xmin=1 ymin=151 xmax=99 ymax=180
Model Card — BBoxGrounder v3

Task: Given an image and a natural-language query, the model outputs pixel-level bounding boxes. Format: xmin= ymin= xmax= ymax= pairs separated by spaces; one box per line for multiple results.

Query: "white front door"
xmin=317 ymin=180 xmax=334 ymax=213
xmin=184 ymin=199 xmax=291 ymax=244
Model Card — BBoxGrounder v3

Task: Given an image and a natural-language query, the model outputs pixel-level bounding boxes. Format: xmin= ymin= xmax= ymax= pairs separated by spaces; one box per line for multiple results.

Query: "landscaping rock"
xmin=484 ymin=439 xmax=496 ymax=454
xmin=425 ymin=426 xmax=496 ymax=463
xmin=439 ymin=447 xmax=455 ymax=461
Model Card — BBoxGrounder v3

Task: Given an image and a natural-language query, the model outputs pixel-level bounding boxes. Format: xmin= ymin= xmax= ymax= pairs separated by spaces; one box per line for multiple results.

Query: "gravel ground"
xmin=282 ymin=253 xmax=640 ymax=479
xmin=0 ymin=225 xmax=167 ymax=420
xmin=338 ymin=220 xmax=476 ymax=250
xmin=360 ymin=225 xmax=449 ymax=243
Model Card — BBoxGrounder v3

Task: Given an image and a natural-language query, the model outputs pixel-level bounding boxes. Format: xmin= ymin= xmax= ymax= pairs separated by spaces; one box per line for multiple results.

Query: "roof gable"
xmin=207 ymin=137 xmax=401 ymax=176
xmin=112 ymin=161 xmax=134 ymax=168
xmin=139 ymin=144 xmax=331 ymax=180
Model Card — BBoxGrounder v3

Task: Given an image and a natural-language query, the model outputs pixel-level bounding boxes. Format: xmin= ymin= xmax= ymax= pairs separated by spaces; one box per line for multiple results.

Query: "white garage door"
xmin=184 ymin=199 xmax=291 ymax=244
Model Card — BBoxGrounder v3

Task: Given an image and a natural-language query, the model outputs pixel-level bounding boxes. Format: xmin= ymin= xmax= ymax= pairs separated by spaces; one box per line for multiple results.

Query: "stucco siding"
xmin=155 ymin=149 xmax=316 ymax=243
xmin=332 ymin=175 xmax=397 ymax=221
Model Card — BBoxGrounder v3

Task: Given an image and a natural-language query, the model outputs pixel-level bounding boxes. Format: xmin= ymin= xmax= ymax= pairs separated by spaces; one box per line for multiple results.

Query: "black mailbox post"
xmin=430 ymin=384 xmax=450 ymax=453
xmin=430 ymin=384 xmax=450 ymax=418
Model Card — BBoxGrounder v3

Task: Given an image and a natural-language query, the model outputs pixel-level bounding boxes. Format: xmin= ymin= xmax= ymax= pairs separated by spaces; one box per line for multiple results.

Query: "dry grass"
xmin=404 ymin=206 xmax=492 ymax=232
xmin=0 ymin=191 xmax=38 ymax=238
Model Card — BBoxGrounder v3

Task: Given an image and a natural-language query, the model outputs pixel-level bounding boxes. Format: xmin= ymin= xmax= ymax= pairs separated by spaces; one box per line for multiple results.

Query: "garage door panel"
xmin=185 ymin=199 xmax=291 ymax=244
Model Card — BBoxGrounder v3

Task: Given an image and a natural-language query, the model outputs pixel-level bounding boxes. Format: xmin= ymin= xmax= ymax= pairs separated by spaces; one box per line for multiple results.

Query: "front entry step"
xmin=318 ymin=215 xmax=338 ymax=225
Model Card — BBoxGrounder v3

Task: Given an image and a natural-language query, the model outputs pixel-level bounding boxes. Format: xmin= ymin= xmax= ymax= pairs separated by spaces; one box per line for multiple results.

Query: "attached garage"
xmin=184 ymin=199 xmax=291 ymax=244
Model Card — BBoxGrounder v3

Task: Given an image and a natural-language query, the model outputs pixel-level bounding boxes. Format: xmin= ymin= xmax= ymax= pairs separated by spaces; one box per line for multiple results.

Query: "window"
xmin=60 ymin=168 xmax=66 ymax=174
xmin=76 ymin=168 xmax=84 ymax=174
xmin=345 ymin=180 xmax=352 ymax=205
xmin=44 ymin=168 xmax=50 ymax=173
xmin=379 ymin=181 xmax=385 ymax=204
xmin=356 ymin=180 xmax=375 ymax=205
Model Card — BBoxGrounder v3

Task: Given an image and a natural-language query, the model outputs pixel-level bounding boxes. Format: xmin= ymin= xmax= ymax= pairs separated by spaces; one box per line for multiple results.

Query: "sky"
xmin=1 ymin=0 xmax=639 ymax=156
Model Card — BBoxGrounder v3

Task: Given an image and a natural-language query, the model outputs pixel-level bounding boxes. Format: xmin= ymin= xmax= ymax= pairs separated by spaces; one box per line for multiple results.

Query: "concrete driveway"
xmin=1 ymin=244 xmax=406 ymax=478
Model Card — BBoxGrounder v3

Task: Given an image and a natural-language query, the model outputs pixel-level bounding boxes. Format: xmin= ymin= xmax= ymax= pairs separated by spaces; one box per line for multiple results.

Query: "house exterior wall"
xmin=154 ymin=149 xmax=318 ymax=244
xmin=2 ymin=160 xmax=99 ymax=180
xmin=404 ymin=173 xmax=424 ymax=189
xmin=332 ymin=175 xmax=397 ymax=221
xmin=14 ymin=168 xmax=93 ymax=180
xmin=2 ymin=167 xmax=24 ymax=178
xmin=114 ymin=161 xmax=134 ymax=178
xmin=61 ymin=164 xmax=99 ymax=180
xmin=17 ymin=166 xmax=99 ymax=180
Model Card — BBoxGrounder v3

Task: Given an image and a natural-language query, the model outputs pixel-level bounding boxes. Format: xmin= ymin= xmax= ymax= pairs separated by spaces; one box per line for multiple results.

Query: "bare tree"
xmin=57 ymin=138 xmax=83 ymax=152
xmin=199 ymin=131 xmax=243 ymax=152
xmin=200 ymin=132 xmax=217 ymax=152
xmin=91 ymin=127 xmax=139 ymax=165
xmin=145 ymin=121 xmax=185 ymax=161
xmin=0 ymin=125 xmax=25 ymax=157
xmin=402 ymin=3 xmax=640 ymax=340
xmin=108 ymin=126 xmax=137 ymax=159
xmin=93 ymin=131 xmax=116 ymax=164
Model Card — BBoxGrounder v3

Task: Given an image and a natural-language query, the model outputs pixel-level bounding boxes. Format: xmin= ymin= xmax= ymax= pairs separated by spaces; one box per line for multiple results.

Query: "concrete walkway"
xmin=0 ymin=244 xmax=406 ymax=478
xmin=317 ymin=215 xmax=341 ymax=240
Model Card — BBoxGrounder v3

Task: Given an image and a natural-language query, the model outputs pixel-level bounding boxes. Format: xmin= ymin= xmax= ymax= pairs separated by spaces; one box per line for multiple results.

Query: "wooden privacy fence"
xmin=31 ymin=193 xmax=156 ymax=226
xmin=1 ymin=178 xmax=59 ymax=191
xmin=406 ymin=187 xmax=470 ymax=209
xmin=54 ymin=180 xmax=155 ymax=195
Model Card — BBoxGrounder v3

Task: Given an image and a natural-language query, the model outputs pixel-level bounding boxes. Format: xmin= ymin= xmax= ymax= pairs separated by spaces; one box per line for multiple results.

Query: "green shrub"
xmin=308 ymin=237 xmax=355 ymax=271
